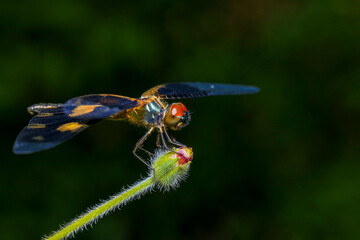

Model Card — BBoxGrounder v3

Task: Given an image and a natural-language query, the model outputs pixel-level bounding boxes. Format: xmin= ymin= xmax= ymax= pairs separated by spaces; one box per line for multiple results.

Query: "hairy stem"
xmin=43 ymin=147 xmax=193 ymax=240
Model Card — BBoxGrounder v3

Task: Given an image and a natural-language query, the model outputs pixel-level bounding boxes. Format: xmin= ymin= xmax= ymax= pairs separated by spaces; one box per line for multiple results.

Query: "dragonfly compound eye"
xmin=164 ymin=103 xmax=190 ymax=130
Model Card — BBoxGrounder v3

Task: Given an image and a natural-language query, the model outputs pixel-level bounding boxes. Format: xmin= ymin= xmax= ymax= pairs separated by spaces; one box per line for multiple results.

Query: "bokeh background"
xmin=1 ymin=0 xmax=360 ymax=239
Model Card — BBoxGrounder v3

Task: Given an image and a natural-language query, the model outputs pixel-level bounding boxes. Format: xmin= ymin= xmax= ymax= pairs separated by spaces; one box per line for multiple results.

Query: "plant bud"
xmin=152 ymin=147 xmax=193 ymax=190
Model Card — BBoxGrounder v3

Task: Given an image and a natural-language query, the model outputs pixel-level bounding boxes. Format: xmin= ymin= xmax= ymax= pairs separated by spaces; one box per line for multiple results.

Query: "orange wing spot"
xmin=32 ymin=136 xmax=44 ymax=141
xmin=69 ymin=105 xmax=101 ymax=117
xmin=28 ymin=123 xmax=46 ymax=129
xmin=57 ymin=122 xmax=87 ymax=132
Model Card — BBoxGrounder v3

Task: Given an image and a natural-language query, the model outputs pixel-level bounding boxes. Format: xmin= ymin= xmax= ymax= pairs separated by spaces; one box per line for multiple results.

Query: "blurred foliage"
xmin=1 ymin=0 xmax=360 ymax=240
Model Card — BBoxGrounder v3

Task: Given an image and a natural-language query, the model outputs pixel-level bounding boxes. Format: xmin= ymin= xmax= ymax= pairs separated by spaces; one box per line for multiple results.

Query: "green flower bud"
xmin=152 ymin=147 xmax=193 ymax=190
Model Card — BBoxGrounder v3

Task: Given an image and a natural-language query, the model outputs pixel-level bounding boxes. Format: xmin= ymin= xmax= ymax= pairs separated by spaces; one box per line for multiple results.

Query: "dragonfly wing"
xmin=14 ymin=94 xmax=142 ymax=154
xmin=64 ymin=94 xmax=141 ymax=120
xmin=141 ymin=82 xmax=260 ymax=99
xmin=13 ymin=105 xmax=94 ymax=154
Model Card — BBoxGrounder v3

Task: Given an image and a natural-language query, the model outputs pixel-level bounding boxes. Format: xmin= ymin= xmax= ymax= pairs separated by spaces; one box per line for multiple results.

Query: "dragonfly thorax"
xmin=142 ymin=100 xmax=167 ymax=126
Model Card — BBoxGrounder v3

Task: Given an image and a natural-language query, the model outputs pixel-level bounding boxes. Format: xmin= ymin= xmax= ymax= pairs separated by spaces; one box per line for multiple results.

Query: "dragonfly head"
xmin=164 ymin=103 xmax=191 ymax=131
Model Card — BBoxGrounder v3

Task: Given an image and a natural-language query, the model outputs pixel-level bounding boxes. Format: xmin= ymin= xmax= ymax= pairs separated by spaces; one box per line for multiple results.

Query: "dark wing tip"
xmin=188 ymin=82 xmax=260 ymax=95
xmin=245 ymin=85 xmax=260 ymax=94
xmin=13 ymin=141 xmax=57 ymax=154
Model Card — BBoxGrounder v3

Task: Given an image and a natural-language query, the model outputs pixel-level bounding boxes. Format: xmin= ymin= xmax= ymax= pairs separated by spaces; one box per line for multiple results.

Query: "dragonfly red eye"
xmin=171 ymin=104 xmax=184 ymax=117
xmin=178 ymin=103 xmax=187 ymax=111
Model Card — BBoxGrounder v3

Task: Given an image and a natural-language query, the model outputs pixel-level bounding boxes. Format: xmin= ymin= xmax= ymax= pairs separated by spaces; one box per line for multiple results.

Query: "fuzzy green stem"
xmin=43 ymin=147 xmax=193 ymax=240
xmin=45 ymin=177 xmax=154 ymax=240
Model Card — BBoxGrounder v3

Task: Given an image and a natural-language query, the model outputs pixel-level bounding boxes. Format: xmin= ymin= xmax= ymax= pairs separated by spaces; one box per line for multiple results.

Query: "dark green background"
xmin=1 ymin=0 xmax=360 ymax=239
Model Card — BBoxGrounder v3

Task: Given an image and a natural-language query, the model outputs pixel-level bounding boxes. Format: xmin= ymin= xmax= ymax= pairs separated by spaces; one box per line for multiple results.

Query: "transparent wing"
xmin=141 ymin=82 xmax=260 ymax=99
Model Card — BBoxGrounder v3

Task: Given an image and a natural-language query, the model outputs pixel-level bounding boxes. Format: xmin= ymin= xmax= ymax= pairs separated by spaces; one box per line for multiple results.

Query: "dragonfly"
xmin=13 ymin=82 xmax=259 ymax=168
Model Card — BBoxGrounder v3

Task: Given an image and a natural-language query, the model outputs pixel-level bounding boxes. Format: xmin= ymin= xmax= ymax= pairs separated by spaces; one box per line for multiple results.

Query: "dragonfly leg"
xmin=138 ymin=147 xmax=154 ymax=157
xmin=159 ymin=127 xmax=186 ymax=158
xmin=156 ymin=133 xmax=161 ymax=147
xmin=133 ymin=127 xmax=155 ymax=172
xmin=163 ymin=127 xmax=186 ymax=147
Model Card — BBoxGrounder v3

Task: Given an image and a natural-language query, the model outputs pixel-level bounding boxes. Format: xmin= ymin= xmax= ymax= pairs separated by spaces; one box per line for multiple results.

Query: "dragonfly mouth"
xmin=172 ymin=111 xmax=190 ymax=131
